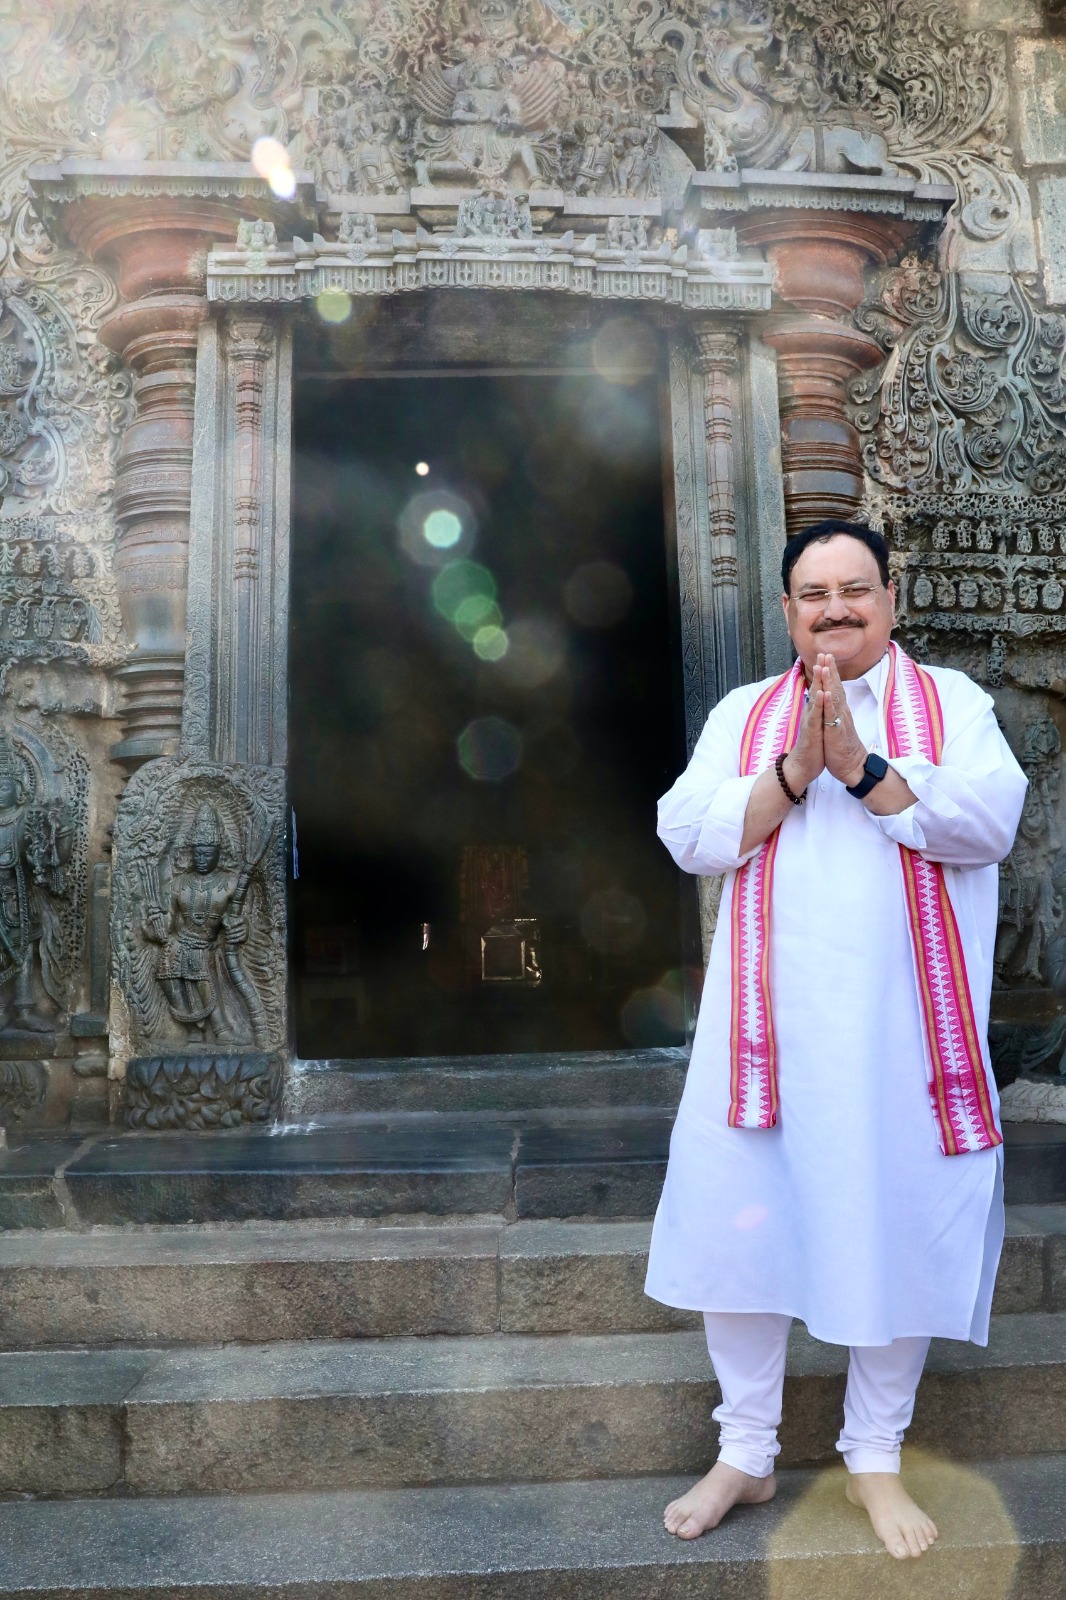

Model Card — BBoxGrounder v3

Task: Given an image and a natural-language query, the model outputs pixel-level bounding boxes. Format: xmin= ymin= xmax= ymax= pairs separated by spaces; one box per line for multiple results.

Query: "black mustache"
xmin=812 ymin=618 xmax=866 ymax=632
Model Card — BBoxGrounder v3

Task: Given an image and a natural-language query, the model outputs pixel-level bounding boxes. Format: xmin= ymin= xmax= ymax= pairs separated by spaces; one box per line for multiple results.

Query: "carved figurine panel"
xmin=111 ymin=759 xmax=286 ymax=1062
xmin=0 ymin=715 xmax=89 ymax=1038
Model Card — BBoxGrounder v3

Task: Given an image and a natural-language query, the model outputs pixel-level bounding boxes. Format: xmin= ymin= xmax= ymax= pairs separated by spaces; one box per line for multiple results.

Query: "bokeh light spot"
xmin=432 ymin=561 xmax=496 ymax=622
xmin=423 ymin=508 xmax=463 ymax=549
xmin=457 ymin=716 xmax=522 ymax=782
xmin=620 ymin=968 xmax=687 ymax=1044
xmin=415 ymin=461 xmax=430 ymax=476
xmin=564 ymin=560 xmax=634 ymax=628
xmin=454 ymin=594 xmax=501 ymax=639
xmin=591 ymin=314 xmax=659 ymax=385
xmin=399 ymin=491 xmax=476 ymax=567
xmin=581 ymin=888 xmax=647 ymax=955
xmin=316 ymin=287 xmax=352 ymax=324
xmin=251 ymin=136 xmax=296 ymax=199
xmin=494 ymin=616 xmax=566 ymax=688
xmin=473 ymin=625 xmax=509 ymax=661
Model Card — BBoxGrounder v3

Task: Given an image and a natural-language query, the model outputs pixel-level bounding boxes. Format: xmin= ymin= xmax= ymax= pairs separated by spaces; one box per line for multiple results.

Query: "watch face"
xmin=867 ymin=753 xmax=889 ymax=779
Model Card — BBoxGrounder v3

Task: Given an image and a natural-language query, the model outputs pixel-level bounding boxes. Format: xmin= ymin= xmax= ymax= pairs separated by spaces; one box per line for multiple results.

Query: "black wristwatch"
xmin=846 ymin=751 xmax=890 ymax=800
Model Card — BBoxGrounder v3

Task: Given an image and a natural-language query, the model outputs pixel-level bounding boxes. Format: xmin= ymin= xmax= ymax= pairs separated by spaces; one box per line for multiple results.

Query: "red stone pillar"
xmin=52 ymin=193 xmax=251 ymax=770
xmin=737 ymin=213 xmax=912 ymax=536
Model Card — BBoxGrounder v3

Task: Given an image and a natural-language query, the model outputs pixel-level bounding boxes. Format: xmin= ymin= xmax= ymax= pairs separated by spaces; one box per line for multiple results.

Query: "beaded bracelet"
xmin=774 ymin=750 xmax=807 ymax=805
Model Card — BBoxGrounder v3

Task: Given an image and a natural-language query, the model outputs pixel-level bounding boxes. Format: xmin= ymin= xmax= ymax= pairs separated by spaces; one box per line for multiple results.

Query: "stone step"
xmin=0 ymin=1453 xmax=1061 ymax=1598
xmin=286 ymin=1048 xmax=689 ymax=1115
xmin=0 ymin=1206 xmax=1062 ymax=1351
xmin=2 ymin=1115 xmax=1062 ymax=1230
xmin=1 ymin=1313 xmax=1064 ymax=1498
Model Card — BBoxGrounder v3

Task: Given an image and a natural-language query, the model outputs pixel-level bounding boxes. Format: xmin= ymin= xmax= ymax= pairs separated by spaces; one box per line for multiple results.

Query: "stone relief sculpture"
xmin=0 ymin=719 xmax=88 ymax=1038
xmin=112 ymin=760 xmax=285 ymax=1058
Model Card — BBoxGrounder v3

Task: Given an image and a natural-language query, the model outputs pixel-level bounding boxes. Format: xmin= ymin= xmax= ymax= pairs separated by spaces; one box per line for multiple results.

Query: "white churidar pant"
xmin=705 ymin=1311 xmax=930 ymax=1477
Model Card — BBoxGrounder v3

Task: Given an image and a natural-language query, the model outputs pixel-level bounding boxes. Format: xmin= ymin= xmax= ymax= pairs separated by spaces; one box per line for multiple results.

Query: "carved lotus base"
xmin=125 ymin=1053 xmax=282 ymax=1132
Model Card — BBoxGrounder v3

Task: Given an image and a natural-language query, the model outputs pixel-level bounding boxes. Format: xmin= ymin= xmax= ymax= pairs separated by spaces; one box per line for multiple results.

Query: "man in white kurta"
xmin=645 ymin=520 xmax=1026 ymax=1558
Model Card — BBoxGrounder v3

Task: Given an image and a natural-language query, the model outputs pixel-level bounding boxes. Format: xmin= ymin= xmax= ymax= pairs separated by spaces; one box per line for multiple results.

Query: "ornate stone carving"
xmin=125 ymin=1052 xmax=281 ymax=1130
xmin=111 ymin=759 xmax=285 ymax=1060
xmin=0 ymin=717 xmax=88 ymax=1038
xmin=0 ymin=1060 xmax=48 ymax=1125
xmin=210 ymin=225 xmax=772 ymax=311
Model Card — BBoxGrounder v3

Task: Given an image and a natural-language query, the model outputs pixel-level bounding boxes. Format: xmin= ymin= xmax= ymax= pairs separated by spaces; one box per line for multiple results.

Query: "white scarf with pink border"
xmin=729 ymin=641 xmax=1001 ymax=1157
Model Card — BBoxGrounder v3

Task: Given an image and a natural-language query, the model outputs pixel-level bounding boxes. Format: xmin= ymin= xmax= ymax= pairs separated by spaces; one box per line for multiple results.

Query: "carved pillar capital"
xmin=738 ymin=209 xmax=917 ymax=534
xmin=690 ymin=325 xmax=740 ymax=375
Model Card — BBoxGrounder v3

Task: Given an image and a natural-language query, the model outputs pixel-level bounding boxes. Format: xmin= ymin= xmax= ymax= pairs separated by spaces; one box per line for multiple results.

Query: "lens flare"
xmin=620 ymin=969 xmax=687 ymax=1045
xmin=423 ymin=508 xmax=462 ymax=549
xmin=315 ymin=287 xmax=353 ymax=324
xmin=432 ymin=561 xmax=496 ymax=621
xmin=473 ymin=624 xmax=509 ymax=661
xmin=564 ymin=560 xmax=634 ymax=628
xmin=400 ymin=491 xmax=476 ymax=567
xmin=494 ymin=616 xmax=565 ymax=688
xmin=591 ymin=314 xmax=658 ymax=385
xmin=250 ymin=136 xmax=296 ymax=199
xmin=581 ymin=888 xmax=647 ymax=955
xmin=457 ymin=716 xmax=522 ymax=782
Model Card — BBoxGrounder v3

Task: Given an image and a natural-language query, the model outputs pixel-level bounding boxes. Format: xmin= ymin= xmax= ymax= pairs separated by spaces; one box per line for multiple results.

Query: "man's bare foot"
xmin=664 ymin=1461 xmax=776 ymax=1540
xmin=845 ymin=1472 xmax=939 ymax=1559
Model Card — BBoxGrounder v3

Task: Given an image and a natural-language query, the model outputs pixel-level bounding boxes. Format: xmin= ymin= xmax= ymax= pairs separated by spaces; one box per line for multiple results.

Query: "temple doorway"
xmin=290 ymin=369 xmax=688 ymax=1058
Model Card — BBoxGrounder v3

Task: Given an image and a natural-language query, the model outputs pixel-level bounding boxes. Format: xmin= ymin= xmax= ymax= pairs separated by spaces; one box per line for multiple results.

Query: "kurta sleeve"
xmin=657 ymin=690 xmax=761 ymax=875
xmin=871 ymin=676 xmax=1027 ymax=867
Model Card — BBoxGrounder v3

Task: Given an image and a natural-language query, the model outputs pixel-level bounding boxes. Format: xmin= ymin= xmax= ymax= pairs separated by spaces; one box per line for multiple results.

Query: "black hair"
xmin=781 ymin=519 xmax=891 ymax=595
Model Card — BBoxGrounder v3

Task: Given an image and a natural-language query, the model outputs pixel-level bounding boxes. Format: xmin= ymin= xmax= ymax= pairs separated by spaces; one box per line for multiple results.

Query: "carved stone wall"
xmin=2 ymin=0 xmax=1064 ymax=1122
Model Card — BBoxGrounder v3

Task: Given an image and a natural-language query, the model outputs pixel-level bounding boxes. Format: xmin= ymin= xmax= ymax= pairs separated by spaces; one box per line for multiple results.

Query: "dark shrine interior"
xmin=289 ymin=366 xmax=689 ymax=1058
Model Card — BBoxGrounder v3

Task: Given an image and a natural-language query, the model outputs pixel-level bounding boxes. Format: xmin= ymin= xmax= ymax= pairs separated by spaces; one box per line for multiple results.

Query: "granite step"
xmin=1 ymin=1313 xmax=1064 ymax=1498
xmin=286 ymin=1048 xmax=689 ymax=1116
xmin=0 ymin=1206 xmax=1062 ymax=1351
xmin=1 ymin=1114 xmax=1062 ymax=1230
xmin=0 ymin=1454 xmax=1061 ymax=1599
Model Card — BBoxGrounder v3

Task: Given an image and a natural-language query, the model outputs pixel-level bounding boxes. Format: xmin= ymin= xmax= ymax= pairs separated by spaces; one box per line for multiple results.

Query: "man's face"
xmin=0 ymin=777 xmax=17 ymax=809
xmin=782 ymin=535 xmax=895 ymax=679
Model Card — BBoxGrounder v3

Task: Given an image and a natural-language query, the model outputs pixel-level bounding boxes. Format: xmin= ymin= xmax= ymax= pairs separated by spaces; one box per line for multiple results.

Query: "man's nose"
xmin=823 ymin=591 xmax=850 ymax=618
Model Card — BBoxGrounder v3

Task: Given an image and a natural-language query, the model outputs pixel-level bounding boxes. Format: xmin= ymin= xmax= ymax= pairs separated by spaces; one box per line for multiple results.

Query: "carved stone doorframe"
xmin=27 ymin=160 xmax=956 ymax=1121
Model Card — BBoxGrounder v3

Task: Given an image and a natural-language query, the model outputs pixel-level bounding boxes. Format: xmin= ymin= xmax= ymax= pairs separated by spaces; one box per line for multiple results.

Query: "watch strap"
xmin=846 ymin=751 xmax=890 ymax=799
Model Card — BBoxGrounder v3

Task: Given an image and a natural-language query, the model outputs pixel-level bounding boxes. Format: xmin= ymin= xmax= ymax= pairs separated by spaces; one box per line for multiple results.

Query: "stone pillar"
xmin=690 ymin=325 xmax=742 ymax=698
xmin=50 ymin=192 xmax=254 ymax=770
xmin=737 ymin=213 xmax=913 ymax=535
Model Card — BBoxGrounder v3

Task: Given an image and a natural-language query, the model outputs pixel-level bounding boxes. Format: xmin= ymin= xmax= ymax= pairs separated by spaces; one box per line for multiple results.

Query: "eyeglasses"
xmin=792 ymin=582 xmax=884 ymax=608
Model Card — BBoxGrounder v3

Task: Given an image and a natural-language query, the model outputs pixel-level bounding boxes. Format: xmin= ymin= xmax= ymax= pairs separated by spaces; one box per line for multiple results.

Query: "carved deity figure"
xmin=350 ymin=106 xmax=406 ymax=194
xmin=236 ymin=217 xmax=278 ymax=253
xmin=0 ymin=735 xmax=73 ymax=1034
xmin=411 ymin=52 xmax=560 ymax=189
xmin=142 ymin=801 xmax=269 ymax=1047
xmin=456 ymin=184 xmax=532 ymax=238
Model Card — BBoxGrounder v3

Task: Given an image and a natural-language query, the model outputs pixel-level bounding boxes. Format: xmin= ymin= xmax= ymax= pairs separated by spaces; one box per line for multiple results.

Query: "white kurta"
xmin=645 ymin=654 xmax=1027 ymax=1347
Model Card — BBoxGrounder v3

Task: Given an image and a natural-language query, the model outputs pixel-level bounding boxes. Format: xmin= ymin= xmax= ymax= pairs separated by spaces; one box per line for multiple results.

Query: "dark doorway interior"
xmin=290 ymin=371 xmax=686 ymax=1058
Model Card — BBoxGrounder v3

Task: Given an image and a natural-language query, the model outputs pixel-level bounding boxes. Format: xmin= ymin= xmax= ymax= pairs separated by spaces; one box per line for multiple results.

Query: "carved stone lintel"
xmin=125 ymin=1052 xmax=281 ymax=1130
